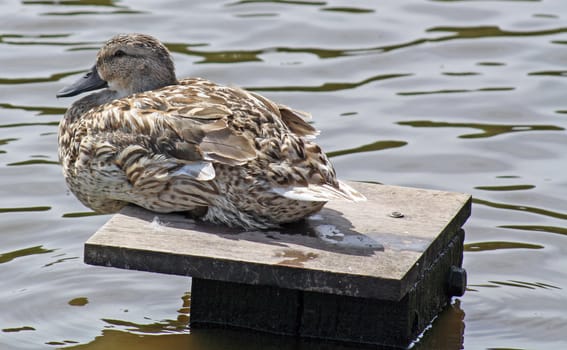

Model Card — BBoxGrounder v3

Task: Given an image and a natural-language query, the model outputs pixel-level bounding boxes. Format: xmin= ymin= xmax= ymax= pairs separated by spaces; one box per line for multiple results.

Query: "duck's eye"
xmin=114 ymin=50 xmax=126 ymax=58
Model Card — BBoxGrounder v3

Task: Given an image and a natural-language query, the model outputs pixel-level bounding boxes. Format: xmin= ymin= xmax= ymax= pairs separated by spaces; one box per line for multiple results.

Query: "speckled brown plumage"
xmin=58 ymin=33 xmax=365 ymax=229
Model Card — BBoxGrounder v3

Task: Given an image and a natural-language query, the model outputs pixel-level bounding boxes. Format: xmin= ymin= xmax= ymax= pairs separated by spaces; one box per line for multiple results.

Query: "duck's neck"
xmin=108 ymin=76 xmax=178 ymax=100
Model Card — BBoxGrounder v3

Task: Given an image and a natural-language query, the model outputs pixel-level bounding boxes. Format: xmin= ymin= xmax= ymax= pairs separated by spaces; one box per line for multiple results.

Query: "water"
xmin=1 ymin=0 xmax=566 ymax=349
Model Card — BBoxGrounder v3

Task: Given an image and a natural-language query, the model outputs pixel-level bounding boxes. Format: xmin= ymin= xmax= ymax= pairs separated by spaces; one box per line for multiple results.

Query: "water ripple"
xmin=0 ymin=103 xmax=65 ymax=116
xmin=475 ymin=185 xmax=535 ymax=192
xmin=0 ymin=245 xmax=55 ymax=264
xmin=165 ymin=25 xmax=567 ymax=64
xmin=398 ymin=120 xmax=564 ymax=139
xmin=397 ymin=87 xmax=515 ymax=96
xmin=227 ymin=0 xmax=326 ymax=7
xmin=0 ymin=122 xmax=59 ymax=129
xmin=500 ymin=225 xmax=567 ymax=236
xmin=61 ymin=211 xmax=105 ymax=218
xmin=320 ymin=7 xmax=374 ymax=14
xmin=470 ymin=279 xmax=561 ymax=291
xmin=528 ymin=70 xmax=567 ymax=77
xmin=465 ymin=241 xmax=544 ymax=252
xmin=22 ymin=0 xmax=144 ymax=16
xmin=0 ymin=137 xmax=18 ymax=151
xmin=428 ymin=25 xmax=567 ymax=38
xmin=247 ymin=73 xmax=411 ymax=92
xmin=0 ymin=35 xmax=86 ymax=47
xmin=23 ymin=0 xmax=121 ymax=8
xmin=0 ymin=70 xmax=83 ymax=85
xmin=0 ymin=206 xmax=52 ymax=214
xmin=350 ymin=25 xmax=567 ymax=55
xmin=41 ymin=10 xmax=143 ymax=16
xmin=7 ymin=159 xmax=60 ymax=166
xmin=473 ymin=198 xmax=567 ymax=220
xmin=326 ymin=140 xmax=407 ymax=158
xmin=2 ymin=326 xmax=36 ymax=333
xmin=167 ymin=43 xmax=388 ymax=63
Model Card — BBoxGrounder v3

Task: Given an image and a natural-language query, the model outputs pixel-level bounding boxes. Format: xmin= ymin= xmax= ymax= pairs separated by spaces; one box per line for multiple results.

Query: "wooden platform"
xmin=84 ymin=182 xmax=471 ymax=348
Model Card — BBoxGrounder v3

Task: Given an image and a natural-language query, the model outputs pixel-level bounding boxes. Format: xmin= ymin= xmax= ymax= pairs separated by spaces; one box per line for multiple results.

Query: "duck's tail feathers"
xmin=272 ymin=181 xmax=366 ymax=202
xmin=337 ymin=180 xmax=367 ymax=202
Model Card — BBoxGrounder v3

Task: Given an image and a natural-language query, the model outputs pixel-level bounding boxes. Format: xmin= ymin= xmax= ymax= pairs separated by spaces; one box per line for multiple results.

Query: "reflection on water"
xmin=398 ymin=120 xmax=564 ymax=138
xmin=2 ymin=326 xmax=36 ymax=333
xmin=23 ymin=0 xmax=120 ymax=7
xmin=427 ymin=25 xmax=567 ymax=39
xmin=0 ymin=206 xmax=51 ymax=214
xmin=412 ymin=301 xmax=465 ymax=350
xmin=0 ymin=121 xmax=59 ymax=128
xmin=248 ymin=73 xmax=411 ymax=92
xmin=0 ymin=70 xmax=84 ymax=84
xmin=481 ymin=280 xmax=561 ymax=291
xmin=0 ymin=103 xmax=66 ymax=115
xmin=0 ymin=245 xmax=54 ymax=264
xmin=62 ymin=211 xmax=104 ymax=218
xmin=168 ymin=43 xmax=364 ymax=61
xmin=23 ymin=0 xmax=143 ymax=16
xmin=529 ymin=70 xmax=567 ymax=77
xmin=324 ymin=25 xmax=567 ymax=55
xmin=474 ymin=198 xmax=567 ymax=220
xmin=227 ymin=0 xmax=327 ymax=7
xmin=68 ymin=297 xmax=89 ymax=306
xmin=64 ymin=293 xmax=190 ymax=349
xmin=397 ymin=86 xmax=515 ymax=96
xmin=321 ymin=6 xmax=375 ymax=14
xmin=464 ymin=241 xmax=543 ymax=252
xmin=326 ymin=140 xmax=407 ymax=158
xmin=1 ymin=0 xmax=567 ymax=349
xmin=500 ymin=225 xmax=567 ymax=236
xmin=474 ymin=184 xmax=535 ymax=191
xmin=7 ymin=159 xmax=59 ymax=166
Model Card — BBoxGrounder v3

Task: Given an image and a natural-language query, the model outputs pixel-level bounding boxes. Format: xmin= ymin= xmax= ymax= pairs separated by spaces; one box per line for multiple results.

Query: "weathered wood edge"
xmin=83 ymin=182 xmax=472 ymax=301
xmin=84 ymin=241 xmax=402 ymax=299
xmin=399 ymin=193 xmax=471 ymax=293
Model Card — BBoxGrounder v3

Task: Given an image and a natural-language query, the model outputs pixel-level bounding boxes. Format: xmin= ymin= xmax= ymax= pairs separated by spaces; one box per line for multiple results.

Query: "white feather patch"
xmin=272 ymin=182 xmax=367 ymax=202
xmin=172 ymin=161 xmax=215 ymax=181
xmin=337 ymin=180 xmax=367 ymax=202
xmin=149 ymin=216 xmax=167 ymax=232
xmin=271 ymin=186 xmax=333 ymax=202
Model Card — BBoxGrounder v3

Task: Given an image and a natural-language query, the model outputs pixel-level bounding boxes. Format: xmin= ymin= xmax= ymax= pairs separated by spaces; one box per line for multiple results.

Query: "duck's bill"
xmin=56 ymin=65 xmax=108 ymax=98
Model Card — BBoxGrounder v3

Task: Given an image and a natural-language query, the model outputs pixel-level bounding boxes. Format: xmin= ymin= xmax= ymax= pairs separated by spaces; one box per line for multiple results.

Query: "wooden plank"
xmin=84 ymin=182 xmax=471 ymax=301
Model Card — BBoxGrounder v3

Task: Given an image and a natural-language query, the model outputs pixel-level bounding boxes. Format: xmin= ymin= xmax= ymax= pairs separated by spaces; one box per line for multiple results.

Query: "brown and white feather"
xmin=58 ymin=34 xmax=365 ymax=229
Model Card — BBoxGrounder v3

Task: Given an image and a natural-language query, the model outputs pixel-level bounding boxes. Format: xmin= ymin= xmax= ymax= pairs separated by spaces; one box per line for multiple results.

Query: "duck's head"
xmin=57 ymin=33 xmax=177 ymax=99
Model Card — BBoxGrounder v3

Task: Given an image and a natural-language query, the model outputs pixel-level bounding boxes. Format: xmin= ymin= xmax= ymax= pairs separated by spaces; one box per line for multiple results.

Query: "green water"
xmin=1 ymin=0 xmax=566 ymax=349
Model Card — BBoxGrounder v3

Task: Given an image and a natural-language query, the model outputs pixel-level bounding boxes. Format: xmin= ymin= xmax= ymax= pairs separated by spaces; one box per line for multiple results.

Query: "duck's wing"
xmin=246 ymin=91 xmax=319 ymax=139
xmin=78 ymin=96 xmax=256 ymax=196
xmin=179 ymin=79 xmax=319 ymax=139
xmin=169 ymin=117 xmax=257 ymax=166
xmin=223 ymin=88 xmax=364 ymax=202
xmin=278 ymin=105 xmax=319 ymax=139
xmin=164 ymin=80 xmax=364 ymax=203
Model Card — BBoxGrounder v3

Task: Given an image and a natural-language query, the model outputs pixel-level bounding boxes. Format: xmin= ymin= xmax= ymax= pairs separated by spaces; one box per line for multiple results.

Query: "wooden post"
xmin=84 ymin=182 xmax=471 ymax=348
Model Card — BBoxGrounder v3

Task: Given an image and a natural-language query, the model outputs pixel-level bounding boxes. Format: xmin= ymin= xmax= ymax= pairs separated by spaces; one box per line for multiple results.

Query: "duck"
xmin=57 ymin=33 xmax=365 ymax=230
